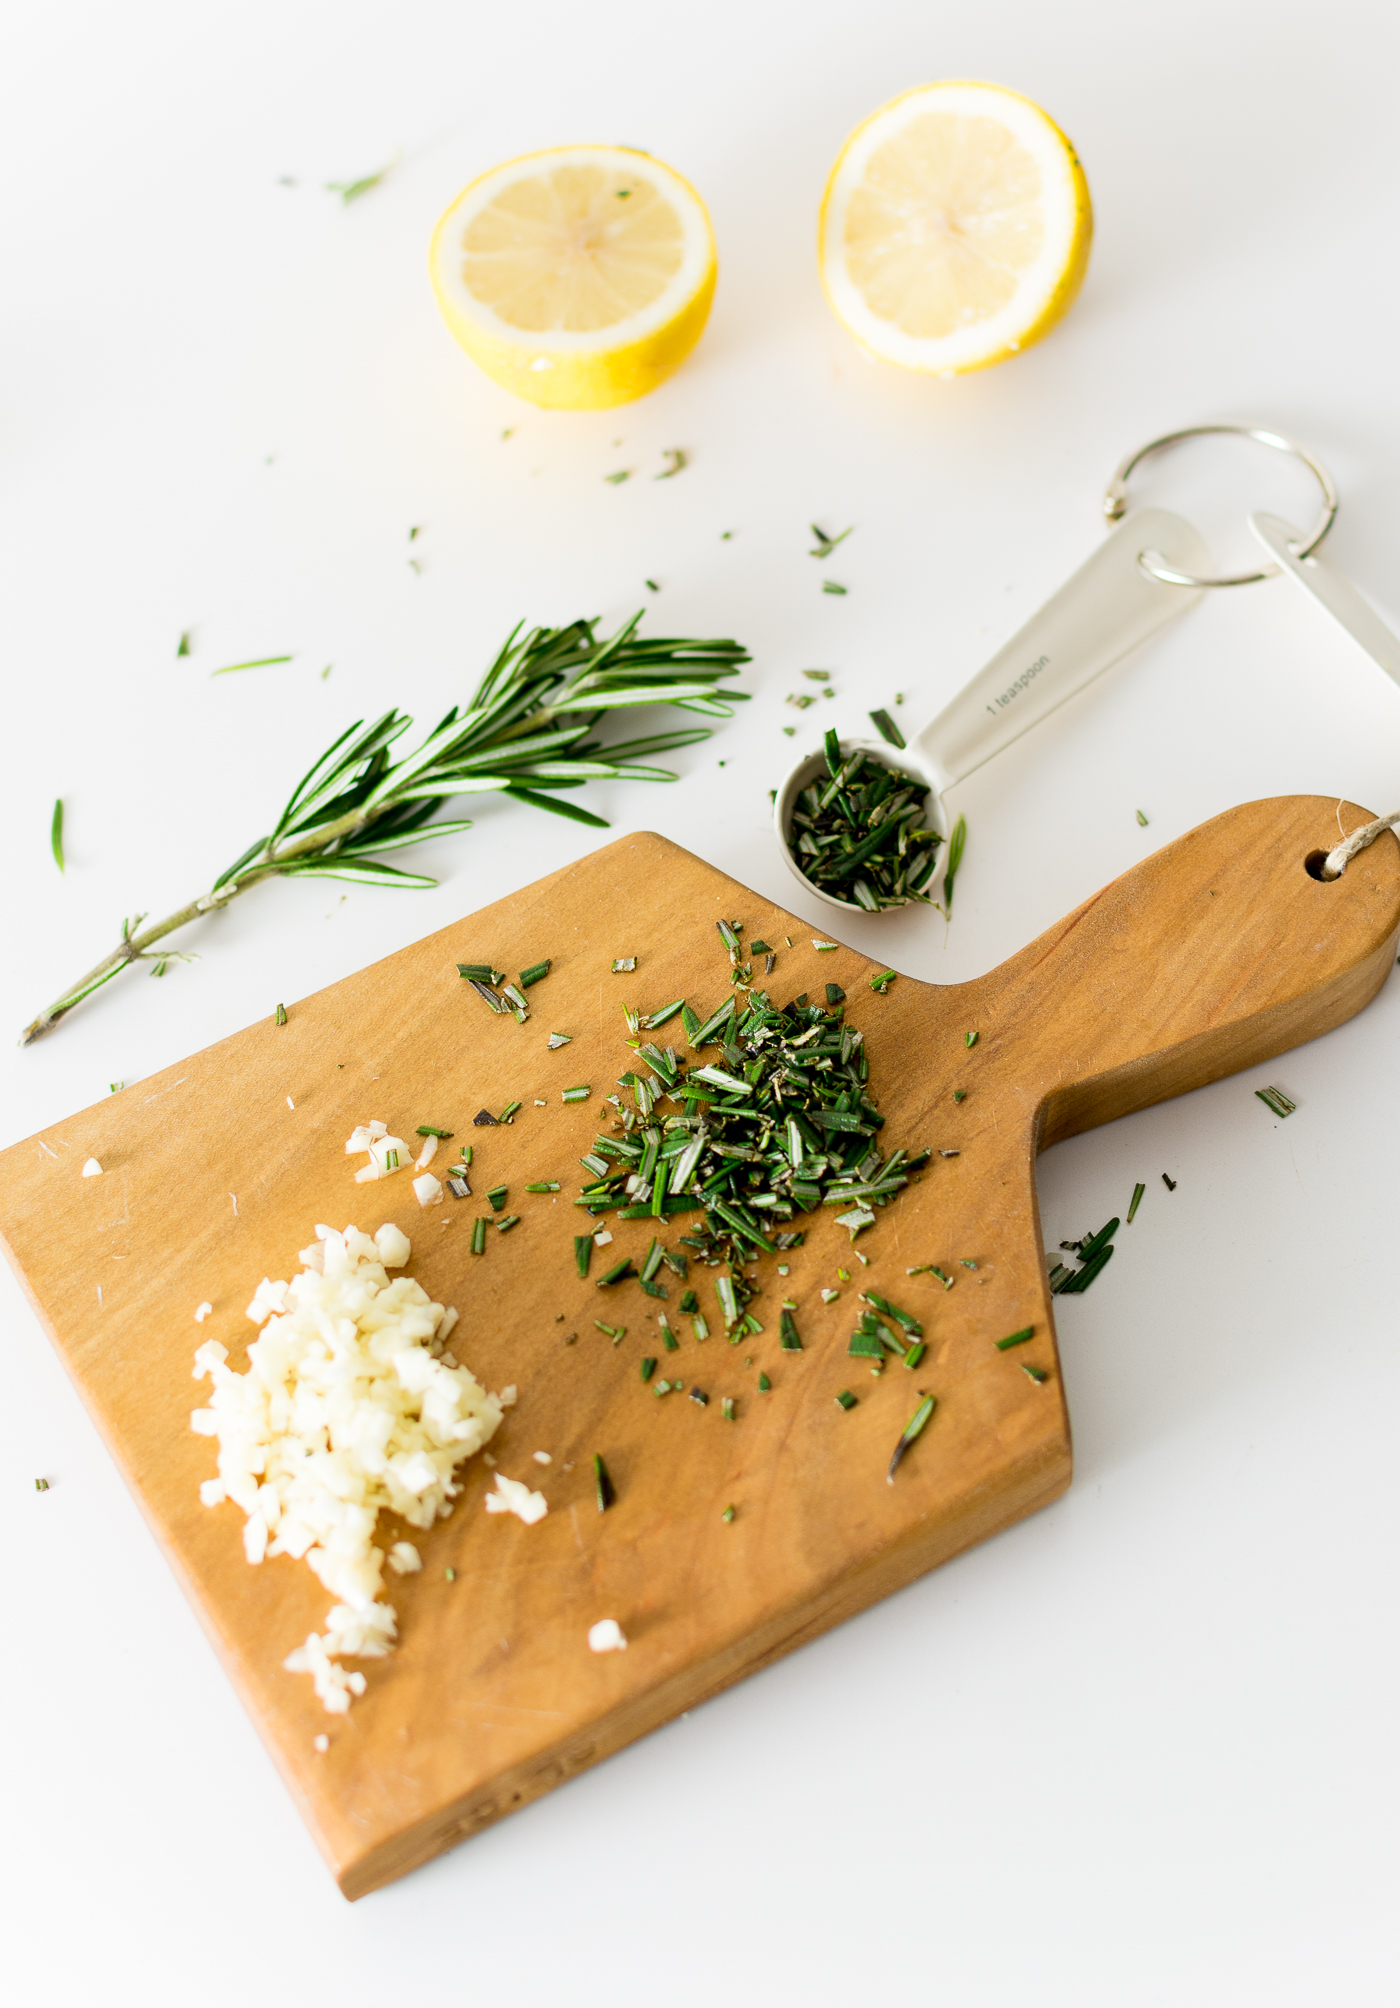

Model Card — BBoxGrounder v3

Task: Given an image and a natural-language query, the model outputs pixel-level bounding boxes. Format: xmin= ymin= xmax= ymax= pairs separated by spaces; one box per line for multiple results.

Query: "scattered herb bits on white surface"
xmin=190 ymin=1221 xmax=507 ymax=1713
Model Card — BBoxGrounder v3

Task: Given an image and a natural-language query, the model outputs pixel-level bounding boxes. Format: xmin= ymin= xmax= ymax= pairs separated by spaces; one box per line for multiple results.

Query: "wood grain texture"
xmin=2 ymin=796 xmax=1396 ymax=1898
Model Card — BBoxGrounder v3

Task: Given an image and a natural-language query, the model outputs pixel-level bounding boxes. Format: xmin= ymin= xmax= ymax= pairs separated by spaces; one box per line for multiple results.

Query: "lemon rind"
xmin=440 ymin=267 xmax=717 ymax=410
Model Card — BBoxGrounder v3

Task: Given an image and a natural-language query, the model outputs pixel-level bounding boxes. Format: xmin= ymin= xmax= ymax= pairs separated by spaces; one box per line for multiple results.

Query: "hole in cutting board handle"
xmin=1303 ymin=849 xmax=1336 ymax=882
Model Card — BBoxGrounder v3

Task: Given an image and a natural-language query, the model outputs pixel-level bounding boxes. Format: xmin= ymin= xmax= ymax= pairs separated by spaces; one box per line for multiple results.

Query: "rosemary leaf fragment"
xmin=887 ymin=1394 xmax=936 ymax=1482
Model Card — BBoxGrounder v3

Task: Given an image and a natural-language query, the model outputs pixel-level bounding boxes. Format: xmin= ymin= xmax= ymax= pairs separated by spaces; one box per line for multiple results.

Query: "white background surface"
xmin=3 ymin=2 xmax=1399 ymax=2000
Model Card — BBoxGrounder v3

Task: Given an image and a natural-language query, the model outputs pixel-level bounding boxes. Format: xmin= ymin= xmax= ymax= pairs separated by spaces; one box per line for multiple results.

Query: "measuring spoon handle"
xmin=916 ymin=508 xmax=1210 ymax=793
xmin=1250 ymin=511 xmax=1400 ymax=686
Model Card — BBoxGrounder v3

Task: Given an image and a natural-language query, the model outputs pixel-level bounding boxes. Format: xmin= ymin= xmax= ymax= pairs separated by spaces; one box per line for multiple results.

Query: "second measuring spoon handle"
xmin=916 ymin=508 xmax=1210 ymax=793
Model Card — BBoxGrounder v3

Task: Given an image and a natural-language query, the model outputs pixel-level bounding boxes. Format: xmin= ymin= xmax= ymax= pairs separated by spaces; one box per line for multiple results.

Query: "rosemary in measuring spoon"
xmin=787 ymin=729 xmax=943 ymax=911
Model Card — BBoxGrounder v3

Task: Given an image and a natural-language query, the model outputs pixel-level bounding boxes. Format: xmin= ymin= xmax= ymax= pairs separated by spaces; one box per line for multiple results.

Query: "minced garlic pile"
xmin=191 ymin=1222 xmax=508 ymax=1713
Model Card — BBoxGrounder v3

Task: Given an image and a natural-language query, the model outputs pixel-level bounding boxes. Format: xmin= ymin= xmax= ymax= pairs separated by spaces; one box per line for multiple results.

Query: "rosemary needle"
xmin=1127 ymin=1182 xmax=1145 ymax=1224
xmin=592 ymin=1452 xmax=615 ymax=1511
xmin=868 ymin=708 xmax=906 ymax=749
xmin=809 ymin=524 xmax=853 ymax=558
xmin=326 ymin=157 xmax=397 ymax=203
xmin=50 ymin=799 xmax=64 ymax=874
xmin=996 ymin=1326 xmax=1034 ymax=1350
xmin=887 ymin=1394 xmax=936 ymax=1481
xmin=211 ymin=654 xmax=294 ymax=676
xmin=1077 ymin=1218 xmax=1118 ymax=1263
xmin=941 ymin=814 xmax=967 ymax=916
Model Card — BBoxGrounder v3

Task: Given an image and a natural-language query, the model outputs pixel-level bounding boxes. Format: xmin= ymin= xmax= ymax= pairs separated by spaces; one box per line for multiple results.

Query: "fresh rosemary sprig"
xmin=20 ymin=613 xmax=750 ymax=1044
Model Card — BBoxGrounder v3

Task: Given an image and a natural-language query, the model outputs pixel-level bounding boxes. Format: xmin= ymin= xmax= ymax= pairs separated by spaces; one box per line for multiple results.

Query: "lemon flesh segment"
xmin=431 ymin=146 xmax=716 ymax=409
xmin=820 ymin=81 xmax=1092 ymax=376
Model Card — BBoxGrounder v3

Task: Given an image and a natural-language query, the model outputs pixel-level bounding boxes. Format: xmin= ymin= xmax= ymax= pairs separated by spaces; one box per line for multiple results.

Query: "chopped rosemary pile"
xmin=571 ymin=919 xmax=926 ymax=1328
xmin=21 ymin=613 xmax=750 ymax=1044
xmin=786 ymin=728 xmax=942 ymax=910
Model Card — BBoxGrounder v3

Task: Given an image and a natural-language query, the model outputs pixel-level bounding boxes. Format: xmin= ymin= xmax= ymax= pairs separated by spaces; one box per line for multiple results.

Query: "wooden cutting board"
xmin=3 ymin=796 xmax=1397 ymax=1899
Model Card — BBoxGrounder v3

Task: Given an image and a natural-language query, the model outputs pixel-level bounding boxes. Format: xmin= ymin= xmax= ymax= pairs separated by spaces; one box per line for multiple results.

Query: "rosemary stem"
xmin=21 ymin=895 xmax=211 ymax=1044
xmin=18 ymin=805 xmax=378 ymax=1044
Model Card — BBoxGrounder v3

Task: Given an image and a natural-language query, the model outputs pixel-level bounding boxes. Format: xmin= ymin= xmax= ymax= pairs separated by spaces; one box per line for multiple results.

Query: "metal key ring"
xmin=1102 ymin=424 xmax=1339 ymax=588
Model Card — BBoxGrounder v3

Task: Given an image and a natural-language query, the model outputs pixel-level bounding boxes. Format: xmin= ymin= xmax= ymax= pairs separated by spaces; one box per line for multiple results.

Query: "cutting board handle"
xmin=976 ymin=796 xmax=1400 ymax=1148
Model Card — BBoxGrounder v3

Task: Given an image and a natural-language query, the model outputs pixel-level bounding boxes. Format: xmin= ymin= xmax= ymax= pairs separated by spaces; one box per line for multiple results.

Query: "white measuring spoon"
xmin=772 ymin=507 xmax=1211 ymax=914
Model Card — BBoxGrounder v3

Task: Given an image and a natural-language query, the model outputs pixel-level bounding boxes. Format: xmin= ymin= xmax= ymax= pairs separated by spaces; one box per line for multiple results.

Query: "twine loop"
xmin=1320 ymin=812 xmax=1400 ymax=880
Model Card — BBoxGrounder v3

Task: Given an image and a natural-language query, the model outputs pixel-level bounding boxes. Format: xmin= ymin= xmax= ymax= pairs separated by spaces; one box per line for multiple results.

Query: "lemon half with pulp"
xmin=819 ymin=81 xmax=1092 ymax=376
xmin=431 ymin=145 xmax=716 ymax=410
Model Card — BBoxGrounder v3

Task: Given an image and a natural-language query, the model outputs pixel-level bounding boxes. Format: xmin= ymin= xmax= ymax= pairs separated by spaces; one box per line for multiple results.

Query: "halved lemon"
xmin=430 ymin=145 xmax=716 ymax=410
xmin=819 ymin=81 xmax=1092 ymax=376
